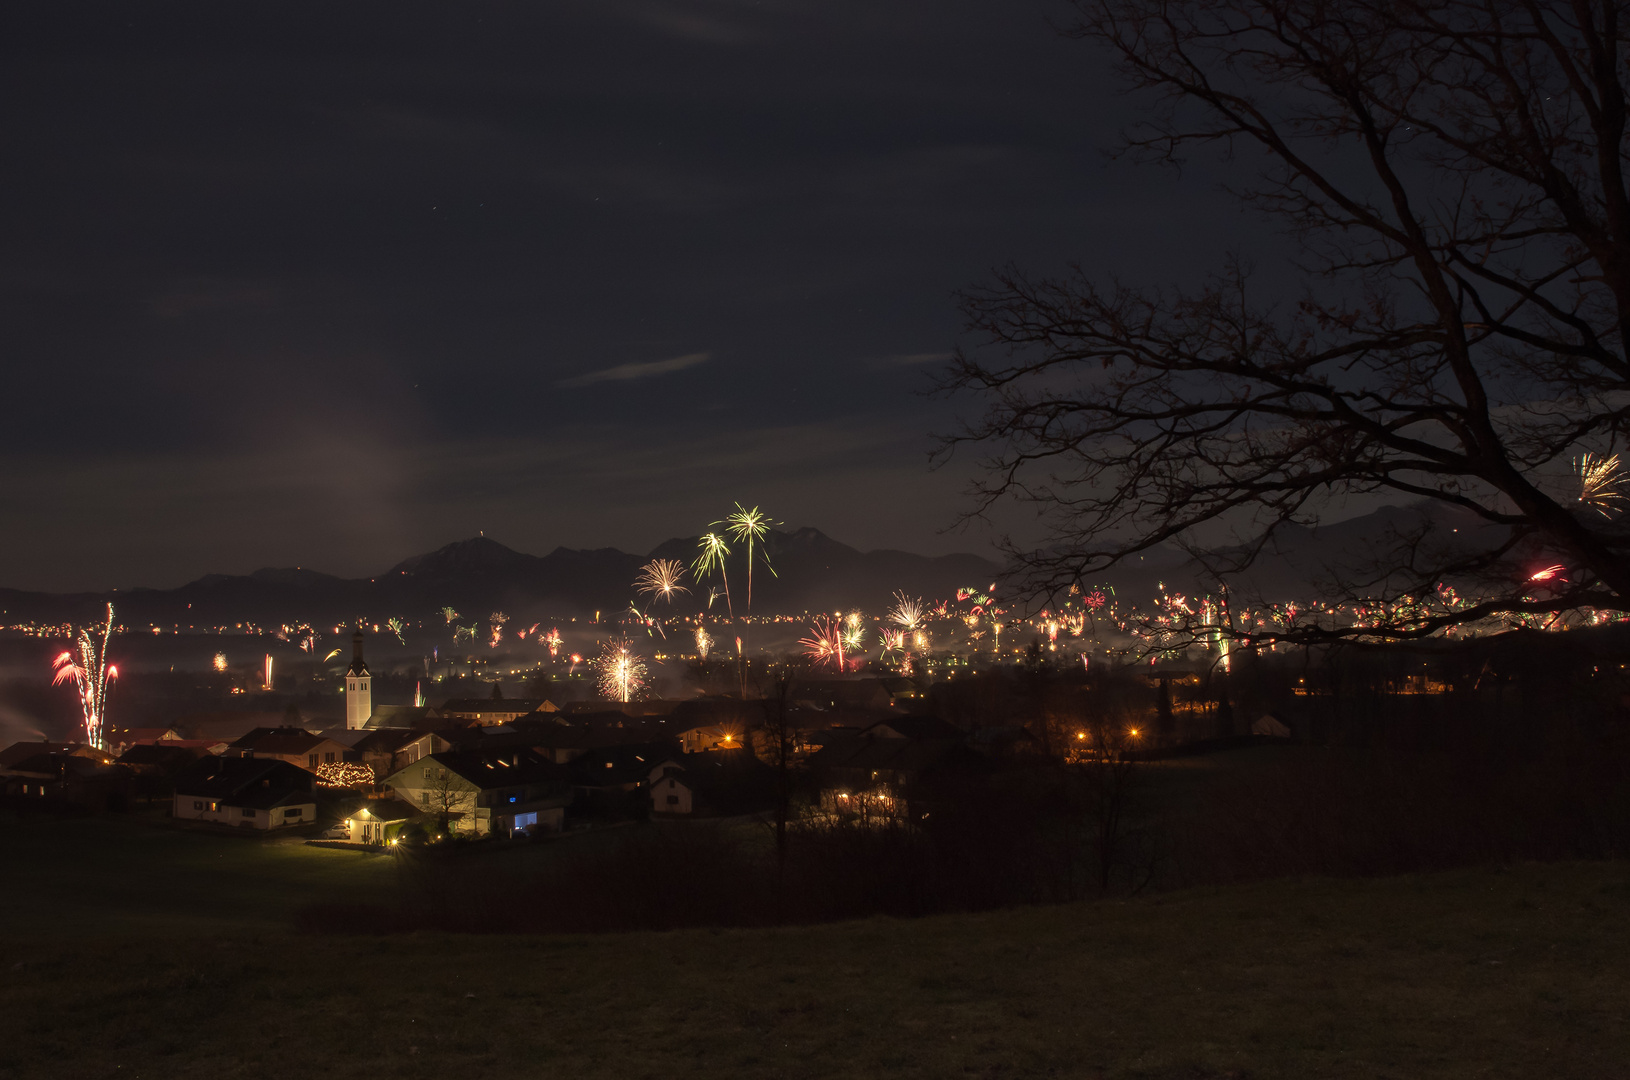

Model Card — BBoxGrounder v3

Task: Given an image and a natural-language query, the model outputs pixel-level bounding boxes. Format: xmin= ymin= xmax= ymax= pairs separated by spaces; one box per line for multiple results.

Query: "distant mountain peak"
xmin=387 ymin=536 xmax=532 ymax=578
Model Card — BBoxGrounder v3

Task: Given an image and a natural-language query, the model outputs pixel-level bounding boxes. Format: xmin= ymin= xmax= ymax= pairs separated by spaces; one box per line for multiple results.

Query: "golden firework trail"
xmin=51 ymin=602 xmax=118 ymax=751
xmin=695 ymin=625 xmax=713 ymax=659
xmin=1578 ymin=453 xmax=1628 ymax=512
xmin=692 ymin=532 xmax=734 ymax=618
xmin=635 ymin=558 xmax=690 ymax=603
xmin=594 ymin=637 xmax=647 ymax=703
xmin=721 ymin=503 xmax=779 ymax=615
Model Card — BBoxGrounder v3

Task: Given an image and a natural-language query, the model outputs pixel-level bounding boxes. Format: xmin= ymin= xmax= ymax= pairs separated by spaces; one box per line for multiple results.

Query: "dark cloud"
xmin=0 ymin=0 xmax=1256 ymax=590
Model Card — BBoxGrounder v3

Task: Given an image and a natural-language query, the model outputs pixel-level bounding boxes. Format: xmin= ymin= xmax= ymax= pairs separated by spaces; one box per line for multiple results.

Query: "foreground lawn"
xmin=0 ymin=858 xmax=1624 ymax=1079
xmin=0 ymin=811 xmax=399 ymax=935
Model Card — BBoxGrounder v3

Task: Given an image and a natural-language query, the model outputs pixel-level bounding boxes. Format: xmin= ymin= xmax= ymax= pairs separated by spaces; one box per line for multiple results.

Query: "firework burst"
xmin=1578 ymin=452 xmax=1628 ymax=512
xmin=544 ymin=627 xmax=563 ymax=658
xmin=721 ymin=503 xmax=779 ymax=614
xmin=635 ymin=558 xmax=690 ymax=603
xmin=387 ymin=617 xmax=406 ymax=645
xmin=692 ymin=533 xmax=734 ymax=618
xmin=799 ymin=615 xmax=847 ymax=670
xmin=51 ymin=602 xmax=118 ymax=750
xmin=888 ymin=591 xmax=924 ymax=632
xmin=594 ymin=637 xmax=647 ymax=703
xmin=694 ymin=625 xmax=713 ymax=659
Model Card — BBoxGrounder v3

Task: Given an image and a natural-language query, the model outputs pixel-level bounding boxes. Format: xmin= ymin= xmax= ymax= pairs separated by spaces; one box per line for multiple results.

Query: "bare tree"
xmin=941 ymin=0 xmax=1630 ymax=643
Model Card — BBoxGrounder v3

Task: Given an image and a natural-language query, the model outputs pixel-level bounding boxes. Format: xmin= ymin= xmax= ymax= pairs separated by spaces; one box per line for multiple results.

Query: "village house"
xmin=647 ymin=748 xmax=777 ymax=817
xmin=349 ymin=727 xmax=456 ymax=779
xmin=1 ymin=749 xmax=131 ymax=811
xmin=104 ymin=726 xmax=183 ymax=755
xmin=667 ymin=698 xmax=761 ymax=753
xmin=171 ymin=756 xmax=316 ymax=830
xmin=383 ymin=747 xmax=571 ymax=836
xmin=0 ymin=741 xmax=112 ymax=770
xmin=226 ymin=726 xmax=357 ymax=773
xmin=567 ymin=740 xmax=679 ymax=819
xmin=807 ymin=716 xmax=987 ymax=821
xmin=344 ymin=797 xmax=425 ymax=845
xmin=437 ymin=697 xmax=558 ymax=726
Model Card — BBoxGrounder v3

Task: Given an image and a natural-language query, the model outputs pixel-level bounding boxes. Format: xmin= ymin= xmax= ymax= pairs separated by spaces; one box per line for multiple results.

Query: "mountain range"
xmin=0 ymin=528 xmax=1004 ymax=628
xmin=0 ymin=502 xmax=1502 ymax=630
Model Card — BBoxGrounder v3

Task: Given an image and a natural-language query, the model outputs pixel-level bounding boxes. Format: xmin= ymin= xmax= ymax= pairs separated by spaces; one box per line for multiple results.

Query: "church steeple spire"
xmin=345 ymin=628 xmax=372 ymax=729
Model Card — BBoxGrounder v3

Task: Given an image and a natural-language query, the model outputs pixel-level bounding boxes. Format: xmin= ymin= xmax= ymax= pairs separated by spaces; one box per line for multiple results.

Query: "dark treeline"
xmin=297 ymin=628 xmax=1630 ymax=935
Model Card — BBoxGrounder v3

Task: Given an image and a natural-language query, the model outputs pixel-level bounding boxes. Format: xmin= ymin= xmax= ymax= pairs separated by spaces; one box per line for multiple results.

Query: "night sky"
xmin=2 ymin=1 xmax=1251 ymax=592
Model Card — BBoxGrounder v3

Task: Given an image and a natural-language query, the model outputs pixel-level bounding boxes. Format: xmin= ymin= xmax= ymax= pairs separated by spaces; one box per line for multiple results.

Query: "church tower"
xmin=345 ymin=629 xmax=372 ymax=730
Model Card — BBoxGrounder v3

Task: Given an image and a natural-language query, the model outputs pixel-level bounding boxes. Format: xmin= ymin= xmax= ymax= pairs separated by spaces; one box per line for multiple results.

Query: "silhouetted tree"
xmin=942 ymin=0 xmax=1630 ymax=642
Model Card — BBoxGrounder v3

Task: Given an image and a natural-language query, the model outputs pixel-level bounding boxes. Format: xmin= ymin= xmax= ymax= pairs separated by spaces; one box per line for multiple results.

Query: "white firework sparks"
xmin=888 ymin=591 xmax=924 ymax=631
xmin=595 ymin=637 xmax=647 ymax=703
xmin=635 ymin=558 xmax=690 ymax=603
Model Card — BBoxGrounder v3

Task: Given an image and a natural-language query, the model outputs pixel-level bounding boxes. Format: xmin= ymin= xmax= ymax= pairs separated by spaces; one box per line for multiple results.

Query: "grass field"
xmin=1 ymin=811 xmax=1626 ymax=1079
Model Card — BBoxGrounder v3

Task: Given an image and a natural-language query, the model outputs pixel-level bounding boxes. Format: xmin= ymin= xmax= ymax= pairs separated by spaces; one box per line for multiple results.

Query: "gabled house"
xmin=226 ymin=727 xmax=356 ymax=773
xmin=0 ymin=741 xmax=112 ymax=770
xmin=2 ymin=751 xmax=131 ymax=811
xmin=647 ymin=748 xmax=777 ymax=817
xmin=344 ymin=798 xmax=425 ymax=846
xmin=807 ymin=718 xmax=987 ymax=821
xmin=668 ymin=698 xmax=759 ymax=753
xmin=568 ymin=740 xmax=680 ymax=820
xmin=383 ymin=748 xmax=571 ymax=837
xmin=437 ymin=698 xmax=558 ymax=727
xmin=118 ymin=743 xmax=204 ymax=803
xmin=171 ymin=756 xmax=316 ymax=830
xmin=348 ymin=727 xmax=456 ymax=779
xmin=106 ymin=727 xmax=183 ymax=755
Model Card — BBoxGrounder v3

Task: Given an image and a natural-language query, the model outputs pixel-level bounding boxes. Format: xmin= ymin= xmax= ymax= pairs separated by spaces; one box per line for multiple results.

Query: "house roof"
xmin=807 ymin=733 xmax=984 ymax=778
xmin=351 ymin=797 xmax=423 ymax=823
xmin=568 ymin=741 xmax=680 ymax=786
xmin=650 ymin=747 xmax=775 ymax=791
xmin=174 ymin=755 xmax=315 ymax=801
xmin=108 ymin=727 xmax=180 ymax=744
xmin=438 ymin=698 xmax=554 ymax=715
xmin=118 ymin=743 xmax=201 ymax=768
xmin=389 ymin=748 xmax=569 ymax=791
xmin=861 ymin=716 xmax=964 ymax=741
xmin=0 ymin=741 xmax=112 ymax=769
xmin=363 ymin=704 xmax=435 ymax=729
xmin=5 ymin=752 xmax=125 ymax=780
xmin=349 ymin=728 xmax=421 ymax=755
xmin=227 ymin=726 xmax=342 ymax=756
